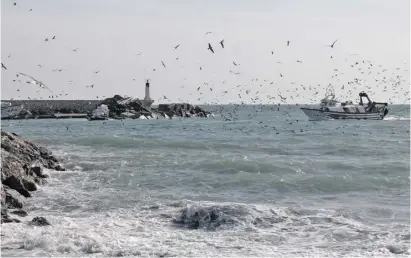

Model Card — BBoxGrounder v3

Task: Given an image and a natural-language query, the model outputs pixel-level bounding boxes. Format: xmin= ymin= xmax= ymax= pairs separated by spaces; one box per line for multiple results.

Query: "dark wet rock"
xmin=4 ymin=186 xmax=25 ymax=209
xmin=1 ymin=205 xmax=8 ymax=221
xmin=22 ymin=178 xmax=37 ymax=192
xmin=2 ymin=174 xmax=31 ymax=198
xmin=1 ymin=131 xmax=64 ymax=223
xmin=10 ymin=209 xmax=28 ymax=217
xmin=2 ymin=217 xmax=21 ymax=223
xmin=30 ymin=163 xmax=49 ymax=178
xmin=30 ymin=216 xmax=50 ymax=226
xmin=386 ymin=245 xmax=405 ymax=254
xmin=173 ymin=205 xmax=243 ymax=230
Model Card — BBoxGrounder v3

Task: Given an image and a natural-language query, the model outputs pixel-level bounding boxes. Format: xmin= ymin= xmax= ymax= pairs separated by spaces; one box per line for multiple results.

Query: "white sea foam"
xmin=384 ymin=115 xmax=410 ymax=121
xmin=2 ymin=194 xmax=409 ymax=257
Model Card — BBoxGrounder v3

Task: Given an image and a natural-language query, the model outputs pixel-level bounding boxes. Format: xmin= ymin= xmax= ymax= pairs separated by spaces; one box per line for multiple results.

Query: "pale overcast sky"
xmin=1 ymin=0 xmax=410 ymax=104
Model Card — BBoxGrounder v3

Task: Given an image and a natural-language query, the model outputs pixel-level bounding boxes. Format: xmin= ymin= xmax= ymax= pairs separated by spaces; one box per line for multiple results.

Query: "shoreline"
xmin=1 ymin=131 xmax=65 ymax=225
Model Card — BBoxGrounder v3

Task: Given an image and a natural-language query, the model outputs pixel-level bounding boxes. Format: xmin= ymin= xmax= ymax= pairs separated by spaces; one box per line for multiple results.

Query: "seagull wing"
xmin=19 ymin=72 xmax=53 ymax=93
xmin=19 ymin=72 xmax=38 ymax=81
xmin=41 ymin=83 xmax=54 ymax=93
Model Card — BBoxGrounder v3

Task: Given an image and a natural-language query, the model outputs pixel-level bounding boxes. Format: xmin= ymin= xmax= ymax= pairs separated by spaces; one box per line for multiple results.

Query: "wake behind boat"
xmin=300 ymin=90 xmax=389 ymax=121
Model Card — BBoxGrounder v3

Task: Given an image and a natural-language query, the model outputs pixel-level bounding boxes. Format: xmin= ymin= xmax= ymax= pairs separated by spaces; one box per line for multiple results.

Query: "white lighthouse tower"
xmin=142 ymin=80 xmax=154 ymax=108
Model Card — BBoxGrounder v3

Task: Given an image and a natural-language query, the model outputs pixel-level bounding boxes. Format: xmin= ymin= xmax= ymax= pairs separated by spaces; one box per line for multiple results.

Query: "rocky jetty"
xmin=91 ymin=95 xmax=212 ymax=119
xmin=2 ymin=98 xmax=212 ymax=120
xmin=1 ymin=131 xmax=65 ymax=224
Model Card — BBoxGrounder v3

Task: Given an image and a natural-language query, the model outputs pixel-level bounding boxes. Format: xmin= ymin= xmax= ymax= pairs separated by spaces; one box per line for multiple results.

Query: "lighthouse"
xmin=142 ymin=80 xmax=154 ymax=108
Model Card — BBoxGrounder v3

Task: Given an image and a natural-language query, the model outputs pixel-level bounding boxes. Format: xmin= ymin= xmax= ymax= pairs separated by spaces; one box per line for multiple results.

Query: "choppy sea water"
xmin=1 ymin=105 xmax=410 ymax=257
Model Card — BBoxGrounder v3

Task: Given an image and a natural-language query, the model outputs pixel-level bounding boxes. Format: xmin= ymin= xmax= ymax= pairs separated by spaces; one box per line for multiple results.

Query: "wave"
xmin=1 ymin=200 xmax=410 ymax=257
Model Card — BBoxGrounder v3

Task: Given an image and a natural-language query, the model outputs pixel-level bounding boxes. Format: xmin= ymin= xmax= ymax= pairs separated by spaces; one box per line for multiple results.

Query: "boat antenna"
xmin=325 ymin=83 xmax=335 ymax=99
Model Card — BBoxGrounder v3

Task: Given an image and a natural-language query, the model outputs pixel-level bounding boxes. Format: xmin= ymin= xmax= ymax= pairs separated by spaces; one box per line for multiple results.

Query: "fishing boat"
xmin=300 ymin=90 xmax=389 ymax=121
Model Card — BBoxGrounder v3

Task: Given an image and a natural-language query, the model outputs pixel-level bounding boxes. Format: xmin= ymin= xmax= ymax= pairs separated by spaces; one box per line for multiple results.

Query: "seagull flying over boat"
xmin=19 ymin=72 xmax=53 ymax=93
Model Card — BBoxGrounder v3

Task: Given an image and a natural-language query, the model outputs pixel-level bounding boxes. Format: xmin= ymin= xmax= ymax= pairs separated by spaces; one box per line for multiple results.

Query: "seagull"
xmin=161 ymin=61 xmax=166 ymax=68
xmin=271 ymin=51 xmax=274 ymax=55
xmin=326 ymin=39 xmax=338 ymax=48
xmin=287 ymin=41 xmax=290 ymax=46
xmin=29 ymin=9 xmax=32 ymax=11
xmin=205 ymin=31 xmax=212 ymax=35
xmin=208 ymin=43 xmax=214 ymax=53
xmin=52 ymin=68 xmax=66 ymax=72
xmin=72 ymin=48 xmax=79 ymax=52
xmin=93 ymin=70 xmax=100 ymax=74
xmin=52 ymin=36 xmax=56 ymax=40
xmin=86 ymin=84 xmax=94 ymax=88
xmin=1 ymin=63 xmax=7 ymax=70
xmin=297 ymin=60 xmax=302 ymax=63
xmin=278 ymin=94 xmax=286 ymax=101
xmin=38 ymin=64 xmax=43 ymax=68
xmin=233 ymin=61 xmax=239 ymax=66
xmin=19 ymin=72 xmax=53 ymax=93
xmin=137 ymin=52 xmax=143 ymax=56
xmin=45 ymin=38 xmax=49 ymax=42
xmin=174 ymin=44 xmax=180 ymax=49
xmin=220 ymin=39 xmax=224 ymax=48
xmin=14 ymin=2 xmax=16 ymax=6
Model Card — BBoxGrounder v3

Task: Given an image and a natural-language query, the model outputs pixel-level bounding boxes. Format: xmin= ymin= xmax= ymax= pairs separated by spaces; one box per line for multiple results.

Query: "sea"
xmin=1 ymin=105 xmax=410 ymax=257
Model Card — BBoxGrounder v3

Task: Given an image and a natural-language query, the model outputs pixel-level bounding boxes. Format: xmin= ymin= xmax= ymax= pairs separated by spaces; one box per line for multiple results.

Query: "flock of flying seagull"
xmin=2 ymin=1 xmax=410 ymax=136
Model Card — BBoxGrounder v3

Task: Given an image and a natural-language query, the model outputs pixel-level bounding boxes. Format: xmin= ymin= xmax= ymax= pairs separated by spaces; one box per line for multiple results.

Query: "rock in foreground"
xmin=1 ymin=131 xmax=64 ymax=223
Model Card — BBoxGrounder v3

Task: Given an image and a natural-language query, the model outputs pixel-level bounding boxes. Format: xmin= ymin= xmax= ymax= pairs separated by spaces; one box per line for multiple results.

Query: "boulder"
xmin=4 ymin=186 xmax=26 ymax=208
xmin=30 ymin=217 xmax=50 ymax=226
xmin=10 ymin=209 xmax=28 ymax=217
xmin=2 ymin=175 xmax=31 ymax=198
xmin=22 ymin=178 xmax=37 ymax=192
xmin=2 ymin=217 xmax=21 ymax=223
xmin=30 ymin=164 xmax=49 ymax=178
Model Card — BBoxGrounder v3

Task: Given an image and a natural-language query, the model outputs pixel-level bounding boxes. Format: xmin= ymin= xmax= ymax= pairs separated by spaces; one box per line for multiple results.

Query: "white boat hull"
xmin=300 ymin=108 xmax=387 ymax=121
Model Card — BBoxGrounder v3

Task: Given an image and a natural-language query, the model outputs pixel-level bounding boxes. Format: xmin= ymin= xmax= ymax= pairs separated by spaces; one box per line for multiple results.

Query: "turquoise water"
xmin=1 ymin=105 xmax=410 ymax=257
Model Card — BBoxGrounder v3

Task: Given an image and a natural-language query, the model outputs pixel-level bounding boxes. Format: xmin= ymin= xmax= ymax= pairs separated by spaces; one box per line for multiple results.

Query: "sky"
xmin=1 ymin=0 xmax=410 ymax=104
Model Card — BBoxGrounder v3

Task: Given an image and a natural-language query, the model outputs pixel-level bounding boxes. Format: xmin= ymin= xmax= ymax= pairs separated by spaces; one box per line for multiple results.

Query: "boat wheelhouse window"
xmin=343 ymin=107 xmax=351 ymax=113
xmin=324 ymin=107 xmax=330 ymax=111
